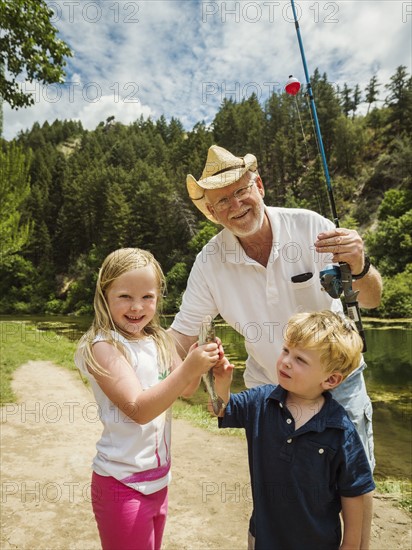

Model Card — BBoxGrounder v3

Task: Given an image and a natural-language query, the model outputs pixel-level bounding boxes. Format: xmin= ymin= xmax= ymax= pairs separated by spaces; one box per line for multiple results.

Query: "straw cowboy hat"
xmin=187 ymin=145 xmax=258 ymax=223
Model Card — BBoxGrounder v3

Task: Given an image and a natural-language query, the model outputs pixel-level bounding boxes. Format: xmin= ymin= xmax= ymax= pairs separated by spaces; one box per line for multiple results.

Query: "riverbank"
xmin=1 ymin=360 xmax=411 ymax=549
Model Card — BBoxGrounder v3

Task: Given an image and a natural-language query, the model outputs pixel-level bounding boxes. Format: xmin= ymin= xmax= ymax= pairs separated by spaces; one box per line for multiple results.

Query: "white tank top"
xmin=76 ymin=331 xmax=172 ymax=495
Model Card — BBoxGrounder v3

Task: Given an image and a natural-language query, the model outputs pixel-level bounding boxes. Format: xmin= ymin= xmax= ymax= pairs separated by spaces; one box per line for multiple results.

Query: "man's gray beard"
xmin=232 ymin=201 xmax=266 ymax=239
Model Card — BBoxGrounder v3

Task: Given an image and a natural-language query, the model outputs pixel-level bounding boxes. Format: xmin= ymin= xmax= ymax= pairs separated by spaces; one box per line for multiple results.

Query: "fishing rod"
xmin=288 ymin=0 xmax=367 ymax=350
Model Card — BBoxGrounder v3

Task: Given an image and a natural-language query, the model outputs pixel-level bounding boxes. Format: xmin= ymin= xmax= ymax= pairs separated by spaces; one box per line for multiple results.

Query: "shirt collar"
xmin=268 ymin=384 xmax=288 ymax=404
xmin=268 ymin=385 xmax=347 ymax=431
xmin=220 ymin=207 xmax=281 ymax=265
xmin=221 ymin=228 xmax=256 ymax=265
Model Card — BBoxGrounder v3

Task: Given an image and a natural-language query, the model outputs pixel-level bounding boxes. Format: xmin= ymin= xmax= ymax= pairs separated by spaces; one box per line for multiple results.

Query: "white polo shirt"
xmin=171 ymin=207 xmax=343 ymax=387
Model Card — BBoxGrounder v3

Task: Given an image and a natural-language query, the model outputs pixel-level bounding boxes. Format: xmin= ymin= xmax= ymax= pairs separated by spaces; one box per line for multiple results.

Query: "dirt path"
xmin=1 ymin=361 xmax=410 ymax=549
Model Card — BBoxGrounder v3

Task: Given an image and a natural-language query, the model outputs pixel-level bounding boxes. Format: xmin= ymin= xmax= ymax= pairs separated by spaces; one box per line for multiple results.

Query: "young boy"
xmin=213 ymin=310 xmax=375 ymax=550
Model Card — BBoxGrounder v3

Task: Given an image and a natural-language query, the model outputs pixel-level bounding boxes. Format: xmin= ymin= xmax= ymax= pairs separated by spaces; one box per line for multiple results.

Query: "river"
xmin=2 ymin=314 xmax=411 ymax=480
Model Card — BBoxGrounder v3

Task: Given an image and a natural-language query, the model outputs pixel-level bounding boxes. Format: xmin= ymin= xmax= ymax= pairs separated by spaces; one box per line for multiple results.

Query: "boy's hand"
xmin=213 ymin=355 xmax=234 ymax=382
xmin=211 ymin=355 xmax=234 ymax=414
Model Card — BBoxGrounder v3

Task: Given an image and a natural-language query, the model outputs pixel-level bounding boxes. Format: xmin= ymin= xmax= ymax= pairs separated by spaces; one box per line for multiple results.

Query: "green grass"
xmin=374 ymin=478 xmax=412 ymax=513
xmin=0 ymin=320 xmax=78 ymax=403
xmin=172 ymin=398 xmax=244 ymax=437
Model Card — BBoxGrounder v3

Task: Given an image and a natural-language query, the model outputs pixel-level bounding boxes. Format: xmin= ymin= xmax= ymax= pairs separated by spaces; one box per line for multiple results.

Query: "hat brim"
xmin=187 ymin=153 xmax=257 ymax=223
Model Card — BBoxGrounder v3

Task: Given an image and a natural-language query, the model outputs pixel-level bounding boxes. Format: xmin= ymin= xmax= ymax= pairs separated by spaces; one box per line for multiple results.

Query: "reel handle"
xmin=320 ymin=263 xmax=367 ymax=352
xmin=339 ymin=263 xmax=367 ymax=352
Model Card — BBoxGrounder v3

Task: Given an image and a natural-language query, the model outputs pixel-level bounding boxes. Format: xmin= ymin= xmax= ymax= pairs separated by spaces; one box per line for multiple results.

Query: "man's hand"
xmin=315 ymin=227 xmax=365 ymax=274
xmin=315 ymin=227 xmax=383 ymax=308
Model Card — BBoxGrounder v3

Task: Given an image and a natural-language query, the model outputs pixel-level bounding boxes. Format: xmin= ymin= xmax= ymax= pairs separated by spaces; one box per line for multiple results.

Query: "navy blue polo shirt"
xmin=219 ymin=385 xmax=375 ymax=550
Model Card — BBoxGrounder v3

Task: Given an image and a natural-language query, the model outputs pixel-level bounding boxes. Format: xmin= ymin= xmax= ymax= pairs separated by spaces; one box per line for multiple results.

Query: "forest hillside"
xmin=1 ymin=66 xmax=411 ymax=318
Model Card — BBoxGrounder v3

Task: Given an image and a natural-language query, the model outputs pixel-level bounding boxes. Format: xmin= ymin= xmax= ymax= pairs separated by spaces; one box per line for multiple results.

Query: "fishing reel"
xmin=320 ymin=265 xmax=342 ymax=299
xmin=320 ymin=263 xmax=367 ymax=352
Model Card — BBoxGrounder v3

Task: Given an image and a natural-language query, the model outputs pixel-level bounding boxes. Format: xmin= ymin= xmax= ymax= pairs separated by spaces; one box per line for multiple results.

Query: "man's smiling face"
xmin=205 ymin=172 xmax=266 ymax=238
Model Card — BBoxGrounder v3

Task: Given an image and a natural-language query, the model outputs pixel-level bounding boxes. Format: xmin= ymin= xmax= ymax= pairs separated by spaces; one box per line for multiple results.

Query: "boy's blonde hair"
xmin=284 ymin=310 xmax=363 ymax=380
xmin=77 ymin=248 xmax=174 ymax=376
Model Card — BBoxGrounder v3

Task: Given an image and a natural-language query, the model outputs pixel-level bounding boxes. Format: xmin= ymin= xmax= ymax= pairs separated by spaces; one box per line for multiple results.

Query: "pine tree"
xmin=352 ymin=84 xmax=362 ymax=118
xmin=101 ymin=182 xmax=132 ymax=253
xmin=365 ymin=75 xmax=380 ymax=114
xmin=0 ymin=142 xmax=32 ymax=260
xmin=341 ymin=83 xmax=353 ymax=117
xmin=309 ymin=70 xmax=341 ymax=160
xmin=385 ymin=65 xmax=412 ymax=134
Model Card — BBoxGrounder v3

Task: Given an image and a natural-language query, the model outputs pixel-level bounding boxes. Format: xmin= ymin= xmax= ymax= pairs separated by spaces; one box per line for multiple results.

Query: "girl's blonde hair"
xmin=77 ymin=248 xmax=174 ymax=376
xmin=284 ymin=310 xmax=363 ymax=380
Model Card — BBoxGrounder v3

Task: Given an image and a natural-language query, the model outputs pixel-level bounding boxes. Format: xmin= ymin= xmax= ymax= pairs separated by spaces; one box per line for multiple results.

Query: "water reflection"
xmin=363 ymin=327 xmax=411 ymax=387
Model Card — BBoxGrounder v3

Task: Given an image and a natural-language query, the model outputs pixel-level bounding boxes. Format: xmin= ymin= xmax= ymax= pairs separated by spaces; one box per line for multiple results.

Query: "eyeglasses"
xmin=209 ymin=181 xmax=256 ymax=212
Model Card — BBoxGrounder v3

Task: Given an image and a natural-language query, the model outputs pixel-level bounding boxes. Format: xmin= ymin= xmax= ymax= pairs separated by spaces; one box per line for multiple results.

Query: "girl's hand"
xmin=214 ymin=336 xmax=225 ymax=361
xmin=184 ymin=341 xmax=220 ymax=377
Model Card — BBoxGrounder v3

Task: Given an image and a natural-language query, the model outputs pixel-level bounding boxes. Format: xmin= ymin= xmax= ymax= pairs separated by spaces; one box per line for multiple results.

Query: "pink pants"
xmin=91 ymin=472 xmax=168 ymax=550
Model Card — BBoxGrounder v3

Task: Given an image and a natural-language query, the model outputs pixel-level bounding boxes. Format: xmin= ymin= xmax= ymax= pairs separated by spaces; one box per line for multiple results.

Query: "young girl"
xmin=75 ymin=248 xmax=219 ymax=550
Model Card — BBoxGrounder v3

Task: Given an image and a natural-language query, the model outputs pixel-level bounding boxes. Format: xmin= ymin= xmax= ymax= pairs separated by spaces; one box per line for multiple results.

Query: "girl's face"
xmin=106 ymin=266 xmax=158 ymax=338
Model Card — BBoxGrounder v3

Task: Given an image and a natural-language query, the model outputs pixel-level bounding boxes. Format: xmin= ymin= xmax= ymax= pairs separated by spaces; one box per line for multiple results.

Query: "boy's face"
xmin=276 ymin=342 xmax=331 ymax=399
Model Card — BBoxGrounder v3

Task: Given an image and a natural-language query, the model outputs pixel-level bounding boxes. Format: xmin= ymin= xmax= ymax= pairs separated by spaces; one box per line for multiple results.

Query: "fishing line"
xmin=296 ymin=97 xmax=310 ymax=159
xmin=285 ymin=75 xmax=325 ymax=216
xmin=285 ymin=76 xmax=310 ymax=162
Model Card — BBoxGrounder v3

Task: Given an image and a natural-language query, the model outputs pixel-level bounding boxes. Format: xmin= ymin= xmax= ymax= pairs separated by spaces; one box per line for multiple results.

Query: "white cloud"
xmin=3 ymin=0 xmax=411 ymax=140
xmin=74 ymin=94 xmax=154 ymax=130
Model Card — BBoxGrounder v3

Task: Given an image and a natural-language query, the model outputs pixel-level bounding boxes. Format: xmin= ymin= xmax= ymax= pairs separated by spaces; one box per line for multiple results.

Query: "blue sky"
xmin=3 ymin=0 xmax=412 ymax=140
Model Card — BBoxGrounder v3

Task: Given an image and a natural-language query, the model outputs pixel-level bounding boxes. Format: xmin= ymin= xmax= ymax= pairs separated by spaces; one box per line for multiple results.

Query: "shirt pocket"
xmin=288 ymin=275 xmax=322 ymax=313
xmin=295 ymin=440 xmax=338 ymax=503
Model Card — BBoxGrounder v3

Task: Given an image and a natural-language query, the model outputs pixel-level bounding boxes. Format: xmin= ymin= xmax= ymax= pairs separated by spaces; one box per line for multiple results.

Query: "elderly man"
xmin=170 ymin=145 xmax=382 ymax=548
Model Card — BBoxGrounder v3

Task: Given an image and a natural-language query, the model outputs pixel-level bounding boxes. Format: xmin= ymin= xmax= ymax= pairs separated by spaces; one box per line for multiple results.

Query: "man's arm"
xmin=352 ymin=266 xmax=382 ymax=309
xmin=340 ymin=493 xmax=372 ymax=549
xmin=168 ymin=328 xmax=200 ymax=397
xmin=168 ymin=327 xmax=197 ymax=360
